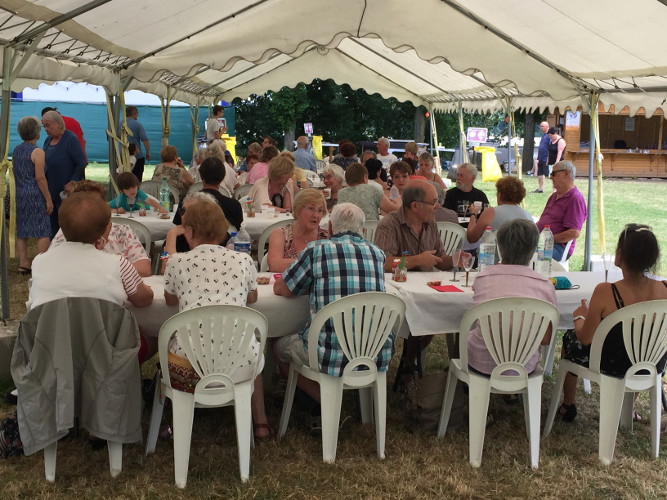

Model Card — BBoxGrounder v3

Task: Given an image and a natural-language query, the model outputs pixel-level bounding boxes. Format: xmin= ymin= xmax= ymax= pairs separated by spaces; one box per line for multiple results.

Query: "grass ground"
xmin=1 ymin=167 xmax=666 ymax=498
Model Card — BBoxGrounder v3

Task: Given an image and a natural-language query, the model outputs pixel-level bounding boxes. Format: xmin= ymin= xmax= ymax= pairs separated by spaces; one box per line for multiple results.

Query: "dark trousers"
xmin=132 ymin=157 xmax=146 ymax=183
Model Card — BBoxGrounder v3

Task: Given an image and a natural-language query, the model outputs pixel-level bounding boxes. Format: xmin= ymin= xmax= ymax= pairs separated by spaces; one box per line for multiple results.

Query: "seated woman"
xmin=267 ymin=188 xmax=329 ymax=272
xmin=417 ymin=152 xmax=448 ymax=190
xmin=329 ymin=140 xmax=358 ymax=170
xmin=558 ymin=224 xmax=667 ymax=422
xmin=163 ymin=201 xmax=272 ymax=439
xmin=50 ymin=180 xmax=152 ymax=277
xmin=467 ymin=176 xmax=533 ymax=244
xmin=321 ymin=164 xmax=345 ymax=212
xmin=151 ymin=145 xmax=194 ymax=203
xmin=205 ymin=139 xmax=239 ymax=195
xmin=246 ymin=145 xmax=279 ymax=184
xmin=467 ymin=219 xmax=556 ymax=375
xmin=337 ymin=163 xmax=399 ymax=221
xmin=248 ymin=155 xmax=295 ymax=213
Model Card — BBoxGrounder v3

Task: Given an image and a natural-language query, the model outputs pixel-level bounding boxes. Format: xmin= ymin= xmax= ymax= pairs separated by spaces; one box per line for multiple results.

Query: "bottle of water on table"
xmin=226 ymin=232 xmax=237 ymax=251
xmin=234 ymin=223 xmax=252 ymax=256
xmin=478 ymin=226 xmax=496 ymax=272
xmin=537 ymin=225 xmax=554 ymax=276
xmin=159 ymin=177 xmax=170 ymax=212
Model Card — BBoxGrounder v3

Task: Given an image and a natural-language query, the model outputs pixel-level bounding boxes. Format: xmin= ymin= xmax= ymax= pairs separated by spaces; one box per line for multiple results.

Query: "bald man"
xmin=294 ymin=135 xmax=316 ymax=172
xmin=534 ymin=121 xmax=550 ymax=193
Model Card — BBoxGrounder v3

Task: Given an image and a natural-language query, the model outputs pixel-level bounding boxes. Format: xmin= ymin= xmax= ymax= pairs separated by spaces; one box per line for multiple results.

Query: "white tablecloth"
xmin=243 ymin=212 xmax=294 ymax=241
xmin=384 ymin=270 xmax=620 ymax=337
xmin=128 ymin=275 xmax=310 ymax=339
xmin=112 ymin=209 xmax=176 ymax=241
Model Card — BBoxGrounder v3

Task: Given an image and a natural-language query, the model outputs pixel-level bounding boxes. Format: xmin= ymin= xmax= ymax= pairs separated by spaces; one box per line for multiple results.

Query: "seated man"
xmin=29 ymin=192 xmax=154 ymax=310
xmin=443 ymin=162 xmax=489 ymax=219
xmin=273 ymin=203 xmax=389 ymax=411
xmin=536 ymin=160 xmax=587 ymax=261
xmin=374 ymin=179 xmax=457 ymax=380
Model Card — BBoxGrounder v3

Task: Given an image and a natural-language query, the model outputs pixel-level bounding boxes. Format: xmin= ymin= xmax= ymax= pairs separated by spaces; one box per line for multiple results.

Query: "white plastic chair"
xmin=363 ymin=220 xmax=380 ymax=243
xmin=112 ymin=217 xmax=151 ymax=253
xmin=278 ymin=292 xmax=405 ymax=463
xmin=436 ymin=221 xmax=467 ymax=256
xmin=145 ymin=305 xmax=268 ymax=487
xmin=140 ymin=180 xmax=180 ymax=204
xmin=437 ymin=297 xmax=558 ymax=468
xmin=304 ymin=170 xmax=321 ymax=185
xmin=257 ymin=218 xmax=293 ymax=270
xmin=187 ymin=181 xmax=203 ymax=194
xmin=556 ymin=240 xmax=573 ymax=271
xmin=543 ymin=300 xmax=667 ymax=464
xmin=315 ymin=159 xmax=328 ymax=173
xmin=234 ymin=183 xmax=253 ymax=201
xmin=219 ymin=184 xmax=232 ymax=198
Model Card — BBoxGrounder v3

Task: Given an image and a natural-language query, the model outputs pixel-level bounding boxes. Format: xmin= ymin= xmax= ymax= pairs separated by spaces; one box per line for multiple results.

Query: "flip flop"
xmin=18 ymin=267 xmax=31 ymax=275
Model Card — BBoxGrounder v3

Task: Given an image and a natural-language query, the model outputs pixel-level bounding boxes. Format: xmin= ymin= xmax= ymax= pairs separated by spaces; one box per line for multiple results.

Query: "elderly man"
xmin=536 ymin=160 xmax=587 ymax=261
xmin=443 ymin=163 xmax=489 ymax=216
xmin=376 ymin=137 xmax=398 ymax=170
xmin=534 ymin=121 xmax=550 ymax=192
xmin=273 ymin=203 xmax=388 ymax=409
xmin=294 ymin=136 xmax=317 ymax=172
xmin=29 ymin=192 xmax=154 ymax=310
xmin=125 ymin=106 xmax=150 ymax=182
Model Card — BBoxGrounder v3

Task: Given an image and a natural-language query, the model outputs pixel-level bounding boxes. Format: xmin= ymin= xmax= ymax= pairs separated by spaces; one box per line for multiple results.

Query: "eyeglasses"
xmin=549 ymin=168 xmax=567 ymax=177
xmin=303 ymin=205 xmax=325 ymax=215
xmin=417 ymin=199 xmax=438 ymax=208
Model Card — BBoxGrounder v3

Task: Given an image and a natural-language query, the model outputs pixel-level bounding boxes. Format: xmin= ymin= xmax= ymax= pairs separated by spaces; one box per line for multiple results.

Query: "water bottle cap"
xmin=485 ymin=226 xmax=492 ymax=230
xmin=231 ymin=232 xmax=237 ymax=236
xmin=545 ymin=225 xmax=551 ymax=228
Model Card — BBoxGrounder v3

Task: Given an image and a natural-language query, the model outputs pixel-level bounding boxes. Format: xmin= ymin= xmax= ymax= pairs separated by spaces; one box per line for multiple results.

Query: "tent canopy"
xmin=1 ymin=0 xmax=666 ymax=114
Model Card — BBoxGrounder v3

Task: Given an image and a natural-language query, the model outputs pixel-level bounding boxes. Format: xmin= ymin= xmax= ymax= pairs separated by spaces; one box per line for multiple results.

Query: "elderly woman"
xmin=467 ymin=219 xmax=556 ymax=375
xmin=205 ymin=139 xmax=238 ymax=194
xmin=248 ymin=155 xmax=295 ymax=213
xmin=467 ymin=176 xmax=533 ymax=244
xmin=41 ymin=110 xmax=87 ymax=237
xmin=267 ymin=188 xmax=329 ymax=272
xmin=163 ymin=201 xmax=272 ymax=439
xmin=13 ymin=116 xmax=53 ymax=274
xmin=338 ymin=163 xmax=399 ymax=220
xmin=151 ymin=145 xmax=194 ymax=202
xmin=329 ymin=140 xmax=358 ymax=170
xmin=557 ymin=224 xmax=667 ymax=422
xmin=246 ymin=145 xmax=279 ymax=184
xmin=188 ymin=147 xmax=207 ymax=183
xmin=321 ymin=163 xmax=345 ymax=211
xmin=50 ymin=180 xmax=152 ymax=277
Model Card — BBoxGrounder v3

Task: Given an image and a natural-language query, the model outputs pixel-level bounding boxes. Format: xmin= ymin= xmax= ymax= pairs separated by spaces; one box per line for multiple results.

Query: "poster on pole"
xmin=304 ymin=122 xmax=313 ymax=134
xmin=466 ymin=127 xmax=488 ymax=143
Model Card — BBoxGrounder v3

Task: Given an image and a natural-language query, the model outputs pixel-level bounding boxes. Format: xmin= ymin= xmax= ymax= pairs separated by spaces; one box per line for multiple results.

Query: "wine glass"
xmin=462 ymin=200 xmax=470 ymax=217
xmin=462 ymin=253 xmax=473 ymax=287
xmin=601 ymin=252 xmax=612 ymax=282
xmin=449 ymin=240 xmax=463 ymax=282
xmin=457 ymin=203 xmax=466 ymax=220
xmin=127 ymin=197 xmax=136 ymax=218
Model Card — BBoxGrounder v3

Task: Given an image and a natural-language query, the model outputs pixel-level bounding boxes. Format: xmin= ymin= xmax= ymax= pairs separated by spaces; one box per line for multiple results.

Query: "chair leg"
xmin=543 ymin=363 xmax=569 ymax=437
xmin=374 ymin=373 xmax=387 ymax=459
xmin=524 ymin=379 xmax=543 ymax=469
xmin=620 ymin=391 xmax=634 ymax=430
xmin=108 ymin=441 xmax=123 ymax=478
xmin=583 ymin=378 xmax=592 ymax=394
xmin=233 ymin=382 xmax=253 ymax=482
xmin=145 ymin=381 xmax=165 ymax=455
xmin=278 ymin=365 xmax=299 ymax=439
xmin=171 ymin=390 xmax=196 ymax=489
xmin=359 ymin=387 xmax=373 ymax=424
xmin=392 ymin=342 xmax=408 ymax=392
xmin=648 ymin=382 xmax=661 ymax=459
xmin=436 ymin=369 xmax=460 ymax=439
xmin=44 ymin=441 xmax=57 ymax=482
xmin=598 ymin=377 xmax=626 ymax=465
xmin=262 ymin=346 xmax=277 ymax=393
xmin=543 ymin=338 xmax=557 ymax=376
xmin=319 ymin=376 xmax=343 ymax=463
xmin=467 ymin=376 xmax=491 ymax=468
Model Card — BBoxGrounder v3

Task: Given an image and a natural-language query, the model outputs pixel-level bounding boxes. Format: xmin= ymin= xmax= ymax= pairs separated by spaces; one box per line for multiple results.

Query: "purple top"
xmin=537 ymin=133 xmax=550 ymax=162
xmin=467 ymin=265 xmax=557 ymax=375
xmin=536 ymin=186 xmax=587 ymax=256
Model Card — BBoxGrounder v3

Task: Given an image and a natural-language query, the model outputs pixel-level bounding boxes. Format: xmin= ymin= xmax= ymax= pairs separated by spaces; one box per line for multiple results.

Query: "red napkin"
xmin=429 ymin=284 xmax=464 ymax=292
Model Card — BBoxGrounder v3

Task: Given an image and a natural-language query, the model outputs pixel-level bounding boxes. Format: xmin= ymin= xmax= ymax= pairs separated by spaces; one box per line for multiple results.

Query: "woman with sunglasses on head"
xmin=557 ymin=224 xmax=667 ymax=422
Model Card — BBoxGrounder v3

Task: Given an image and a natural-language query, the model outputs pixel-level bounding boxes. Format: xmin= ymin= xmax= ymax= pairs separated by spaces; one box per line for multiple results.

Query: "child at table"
xmin=110 ymin=172 xmax=166 ymax=214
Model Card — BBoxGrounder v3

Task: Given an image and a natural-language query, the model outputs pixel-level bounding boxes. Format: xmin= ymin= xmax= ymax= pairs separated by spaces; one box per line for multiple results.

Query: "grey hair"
xmin=322 ymin=164 xmax=346 ymax=185
xmin=247 ymin=142 xmax=262 ymax=155
xmin=330 ymin=203 xmax=365 ymax=235
xmin=496 ymin=219 xmax=539 ymax=266
xmin=296 ymin=136 xmax=309 ymax=148
xmin=42 ymin=110 xmax=65 ymax=132
xmin=17 ymin=116 xmax=41 ymax=141
xmin=402 ymin=184 xmax=426 ymax=208
xmin=458 ymin=162 xmax=477 ymax=179
xmin=194 ymin=148 xmax=207 ymax=161
xmin=554 ymin=160 xmax=576 ymax=180
xmin=377 ymin=137 xmax=390 ymax=147
xmin=184 ymin=191 xmax=217 ymax=206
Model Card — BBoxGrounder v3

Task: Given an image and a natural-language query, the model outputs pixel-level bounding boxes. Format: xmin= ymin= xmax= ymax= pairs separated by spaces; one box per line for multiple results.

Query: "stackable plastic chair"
xmin=187 ymin=181 xmax=203 ymax=194
xmin=437 ymin=297 xmax=558 ymax=468
xmin=145 ymin=305 xmax=268 ymax=487
xmin=112 ymin=216 xmax=151 ymax=253
xmin=436 ymin=221 xmax=467 ymax=256
xmin=257 ymin=219 xmax=293 ymax=270
xmin=544 ymin=300 xmax=667 ymax=464
xmin=234 ymin=183 xmax=253 ymax=201
xmin=140 ymin=180 xmax=179 ymax=203
xmin=363 ymin=220 xmax=380 ymax=243
xmin=278 ymin=292 xmax=405 ymax=463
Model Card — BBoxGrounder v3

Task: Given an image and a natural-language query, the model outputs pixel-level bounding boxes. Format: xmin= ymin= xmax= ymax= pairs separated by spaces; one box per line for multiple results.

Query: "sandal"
xmin=633 ymin=411 xmax=642 ymax=423
xmin=559 ymin=403 xmax=577 ymax=423
xmin=253 ymin=422 xmax=275 ymax=441
xmin=18 ymin=267 xmax=31 ymax=275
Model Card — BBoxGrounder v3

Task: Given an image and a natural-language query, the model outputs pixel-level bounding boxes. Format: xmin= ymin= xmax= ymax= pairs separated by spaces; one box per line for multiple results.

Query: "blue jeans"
xmin=552 ymin=243 xmax=569 ymax=262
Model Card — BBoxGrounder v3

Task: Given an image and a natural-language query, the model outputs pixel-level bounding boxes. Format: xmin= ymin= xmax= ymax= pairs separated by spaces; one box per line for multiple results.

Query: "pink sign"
xmin=466 ymin=127 xmax=488 ymax=143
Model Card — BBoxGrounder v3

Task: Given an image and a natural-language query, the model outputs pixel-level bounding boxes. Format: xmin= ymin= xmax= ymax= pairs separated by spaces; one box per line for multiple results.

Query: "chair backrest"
xmin=458 ymin=297 xmax=558 ymax=385
xmin=315 ymin=159 xmax=328 ymax=173
xmin=158 ymin=305 xmax=268 ymax=401
xmin=556 ymin=240 xmax=573 ymax=270
xmin=589 ymin=300 xmax=667 ymax=385
xmin=363 ymin=220 xmax=380 ymax=244
xmin=436 ymin=221 xmax=467 ymax=256
xmin=140 ymin=180 xmax=180 ymax=204
xmin=219 ymin=184 xmax=232 ymax=198
xmin=306 ymin=292 xmax=406 ymax=382
xmin=234 ymin=183 xmax=253 ymax=201
xmin=257 ymin=218 xmax=294 ymax=269
xmin=304 ymin=170 xmax=321 ymax=183
xmin=188 ymin=181 xmax=203 ymax=194
xmin=112 ymin=217 xmax=151 ymax=253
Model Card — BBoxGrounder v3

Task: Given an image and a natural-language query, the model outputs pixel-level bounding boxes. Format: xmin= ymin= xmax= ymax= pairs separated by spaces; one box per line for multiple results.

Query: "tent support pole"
xmin=430 ymin=105 xmax=442 ymax=176
xmin=505 ymin=98 xmax=513 ymax=175
xmin=458 ymin=102 xmax=468 ymax=163
xmin=584 ymin=93 xmax=599 ymax=271
xmin=0 ymin=47 xmax=12 ymax=319
xmin=191 ymin=100 xmax=202 ymax=158
xmin=161 ymin=86 xmax=173 ymax=147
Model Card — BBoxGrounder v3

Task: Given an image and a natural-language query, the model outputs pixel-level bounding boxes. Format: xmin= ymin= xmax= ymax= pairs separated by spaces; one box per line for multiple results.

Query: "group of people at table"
xmin=12 ymin=114 xmax=667 ymax=443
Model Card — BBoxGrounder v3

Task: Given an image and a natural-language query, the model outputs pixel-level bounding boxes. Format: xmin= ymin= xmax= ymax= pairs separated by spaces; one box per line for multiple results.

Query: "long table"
xmin=112 ymin=210 xmax=176 ymax=241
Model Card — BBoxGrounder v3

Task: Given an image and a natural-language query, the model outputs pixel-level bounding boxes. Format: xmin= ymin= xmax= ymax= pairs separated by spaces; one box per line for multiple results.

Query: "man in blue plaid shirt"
xmin=273 ymin=203 xmax=390 ymax=405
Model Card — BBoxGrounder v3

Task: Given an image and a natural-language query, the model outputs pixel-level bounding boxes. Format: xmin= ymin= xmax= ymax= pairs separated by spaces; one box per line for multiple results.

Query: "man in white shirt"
xmin=376 ymin=137 xmax=398 ymax=170
xmin=206 ymin=105 xmax=227 ymax=143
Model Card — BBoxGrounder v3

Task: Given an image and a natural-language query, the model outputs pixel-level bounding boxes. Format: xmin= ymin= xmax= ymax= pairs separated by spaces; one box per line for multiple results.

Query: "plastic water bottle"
xmin=537 ymin=225 xmax=554 ymax=276
xmin=478 ymin=226 xmax=496 ymax=272
xmin=226 ymin=232 xmax=237 ymax=251
xmin=159 ymin=177 xmax=170 ymax=212
xmin=389 ymin=185 xmax=399 ymax=199
xmin=233 ymin=223 xmax=251 ymax=255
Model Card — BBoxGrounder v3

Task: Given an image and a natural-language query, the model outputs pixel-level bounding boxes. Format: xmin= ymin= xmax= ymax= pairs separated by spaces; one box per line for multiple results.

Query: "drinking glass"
xmin=462 ymin=200 xmax=470 ymax=217
xmin=457 ymin=203 xmax=466 ymax=219
xmin=601 ymin=252 xmax=612 ymax=282
xmin=462 ymin=253 xmax=473 ymax=287
xmin=449 ymin=240 xmax=463 ymax=282
xmin=127 ymin=197 xmax=136 ymax=218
